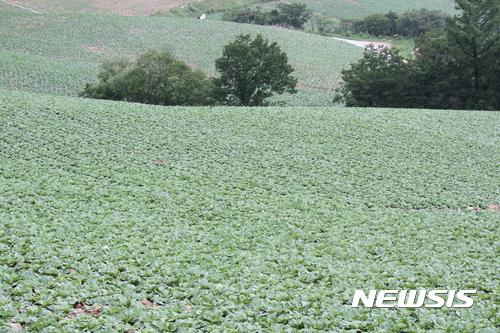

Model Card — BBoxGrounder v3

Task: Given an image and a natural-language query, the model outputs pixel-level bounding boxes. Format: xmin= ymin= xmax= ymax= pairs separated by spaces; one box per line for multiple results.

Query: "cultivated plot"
xmin=1 ymin=90 xmax=499 ymax=331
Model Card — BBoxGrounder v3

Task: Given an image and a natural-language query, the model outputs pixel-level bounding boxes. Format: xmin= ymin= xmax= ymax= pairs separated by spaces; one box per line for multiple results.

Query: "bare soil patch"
xmin=65 ymin=302 xmax=103 ymax=319
xmin=467 ymin=205 xmax=500 ymax=212
xmin=141 ymin=299 xmax=161 ymax=308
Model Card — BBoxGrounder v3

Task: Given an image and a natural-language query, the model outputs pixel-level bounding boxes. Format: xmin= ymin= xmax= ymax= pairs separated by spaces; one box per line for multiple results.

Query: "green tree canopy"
xmin=336 ymin=45 xmax=415 ymax=108
xmin=396 ymin=8 xmax=447 ymax=38
xmin=213 ymin=34 xmax=298 ymax=106
xmin=80 ymin=50 xmax=213 ymax=106
xmin=355 ymin=13 xmax=394 ymax=36
xmin=274 ymin=2 xmax=312 ymax=29
xmin=336 ymin=0 xmax=500 ymax=110
xmin=446 ymin=0 xmax=500 ymax=109
xmin=222 ymin=2 xmax=311 ymax=30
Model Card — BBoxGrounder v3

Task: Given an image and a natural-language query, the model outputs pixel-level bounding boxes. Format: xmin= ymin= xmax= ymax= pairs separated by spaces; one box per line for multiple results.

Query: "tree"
xmin=80 ymin=50 xmax=213 ymax=106
xmin=222 ymin=7 xmax=273 ymax=25
xmin=355 ymin=13 xmax=394 ymax=36
xmin=213 ymin=34 xmax=298 ymax=106
xmin=314 ymin=14 xmax=338 ymax=35
xmin=336 ymin=45 xmax=416 ymax=108
xmin=79 ymin=58 xmax=132 ymax=101
xmin=412 ymin=29 xmax=468 ymax=109
xmin=222 ymin=3 xmax=312 ymax=30
xmin=446 ymin=0 xmax=500 ymax=109
xmin=274 ymin=2 xmax=312 ymax=29
xmin=395 ymin=9 xmax=447 ymax=38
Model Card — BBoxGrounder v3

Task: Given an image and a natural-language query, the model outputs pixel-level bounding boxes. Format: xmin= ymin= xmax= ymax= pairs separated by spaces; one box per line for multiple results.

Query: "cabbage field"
xmin=1 ymin=89 xmax=499 ymax=332
xmin=0 ymin=10 xmax=363 ymax=100
xmin=0 ymin=0 xmax=456 ymax=18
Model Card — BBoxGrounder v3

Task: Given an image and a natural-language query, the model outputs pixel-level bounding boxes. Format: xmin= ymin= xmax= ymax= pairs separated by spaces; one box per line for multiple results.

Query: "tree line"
xmin=316 ymin=8 xmax=448 ymax=38
xmin=79 ymin=35 xmax=297 ymax=107
xmin=222 ymin=2 xmax=311 ymax=30
xmin=336 ymin=0 xmax=500 ymax=110
xmin=221 ymin=3 xmax=449 ymax=39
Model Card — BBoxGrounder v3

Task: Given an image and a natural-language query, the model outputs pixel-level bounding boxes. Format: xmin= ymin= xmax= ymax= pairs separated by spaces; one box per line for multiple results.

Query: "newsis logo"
xmin=351 ymin=290 xmax=477 ymax=308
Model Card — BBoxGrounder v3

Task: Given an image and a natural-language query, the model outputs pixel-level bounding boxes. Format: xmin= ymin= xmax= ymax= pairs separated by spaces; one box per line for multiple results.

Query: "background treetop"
xmin=214 ymin=34 xmax=298 ymax=106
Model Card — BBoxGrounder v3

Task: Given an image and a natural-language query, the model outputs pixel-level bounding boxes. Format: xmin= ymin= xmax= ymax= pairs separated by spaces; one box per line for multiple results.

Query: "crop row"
xmin=0 ymin=50 xmax=98 ymax=96
xmin=1 ymin=90 xmax=499 ymax=331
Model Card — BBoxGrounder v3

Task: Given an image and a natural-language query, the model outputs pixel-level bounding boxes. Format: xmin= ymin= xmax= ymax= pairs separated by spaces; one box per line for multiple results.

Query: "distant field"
xmin=1 ymin=0 xmax=457 ymax=17
xmin=252 ymin=0 xmax=457 ymax=19
xmin=0 ymin=49 xmax=99 ymax=96
xmin=0 ymin=11 xmax=363 ymax=97
xmin=0 ymin=2 xmax=25 ymax=12
xmin=1 ymin=89 xmax=499 ymax=332
xmin=0 ymin=0 xmax=195 ymax=16
xmin=186 ymin=0 xmax=457 ymax=21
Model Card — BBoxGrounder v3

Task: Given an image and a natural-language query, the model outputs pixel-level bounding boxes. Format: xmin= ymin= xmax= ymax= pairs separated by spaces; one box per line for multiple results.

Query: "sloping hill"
xmin=1 ymin=0 xmax=457 ymax=18
xmin=0 ymin=0 xmax=194 ymax=16
xmin=263 ymin=0 xmax=457 ymax=19
xmin=0 ymin=11 xmax=363 ymax=95
xmin=1 ymin=89 xmax=499 ymax=331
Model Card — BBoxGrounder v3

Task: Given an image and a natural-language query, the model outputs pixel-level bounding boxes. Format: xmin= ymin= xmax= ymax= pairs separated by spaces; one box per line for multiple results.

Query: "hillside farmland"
xmin=0 ymin=10 xmax=363 ymax=100
xmin=1 ymin=90 xmax=499 ymax=331
xmin=1 ymin=0 xmax=499 ymax=331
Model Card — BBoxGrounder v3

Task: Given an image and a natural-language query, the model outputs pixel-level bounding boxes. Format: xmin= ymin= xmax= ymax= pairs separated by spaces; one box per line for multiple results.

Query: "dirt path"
xmin=333 ymin=37 xmax=391 ymax=48
xmin=0 ymin=0 xmax=43 ymax=13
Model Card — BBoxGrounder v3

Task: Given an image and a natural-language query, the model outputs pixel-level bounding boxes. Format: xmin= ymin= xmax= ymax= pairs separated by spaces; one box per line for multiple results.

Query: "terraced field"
xmin=1 ymin=90 xmax=499 ymax=331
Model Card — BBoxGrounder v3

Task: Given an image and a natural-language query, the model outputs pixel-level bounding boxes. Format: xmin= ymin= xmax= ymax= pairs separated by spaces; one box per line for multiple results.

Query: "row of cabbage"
xmin=0 ymin=49 xmax=98 ymax=96
xmin=1 ymin=90 xmax=499 ymax=331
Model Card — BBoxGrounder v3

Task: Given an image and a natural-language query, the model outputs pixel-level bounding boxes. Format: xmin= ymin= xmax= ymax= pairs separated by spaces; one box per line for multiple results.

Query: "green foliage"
xmin=355 ymin=13 xmax=394 ymax=37
xmin=411 ymin=29 xmax=465 ymax=109
xmin=214 ymin=34 xmax=298 ymax=106
xmin=396 ymin=8 xmax=447 ymax=38
xmin=312 ymin=14 xmax=338 ymax=35
xmin=152 ymin=0 xmax=273 ymax=18
xmin=337 ymin=8 xmax=448 ymax=38
xmin=274 ymin=2 xmax=312 ymax=29
xmin=1 ymin=89 xmax=500 ymax=331
xmin=222 ymin=6 xmax=276 ymax=25
xmin=222 ymin=2 xmax=311 ymax=29
xmin=80 ymin=50 xmax=214 ymax=105
xmin=446 ymin=0 xmax=500 ymax=110
xmin=338 ymin=1 xmax=500 ymax=110
xmin=251 ymin=0 xmax=457 ymax=20
xmin=336 ymin=45 xmax=415 ymax=107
